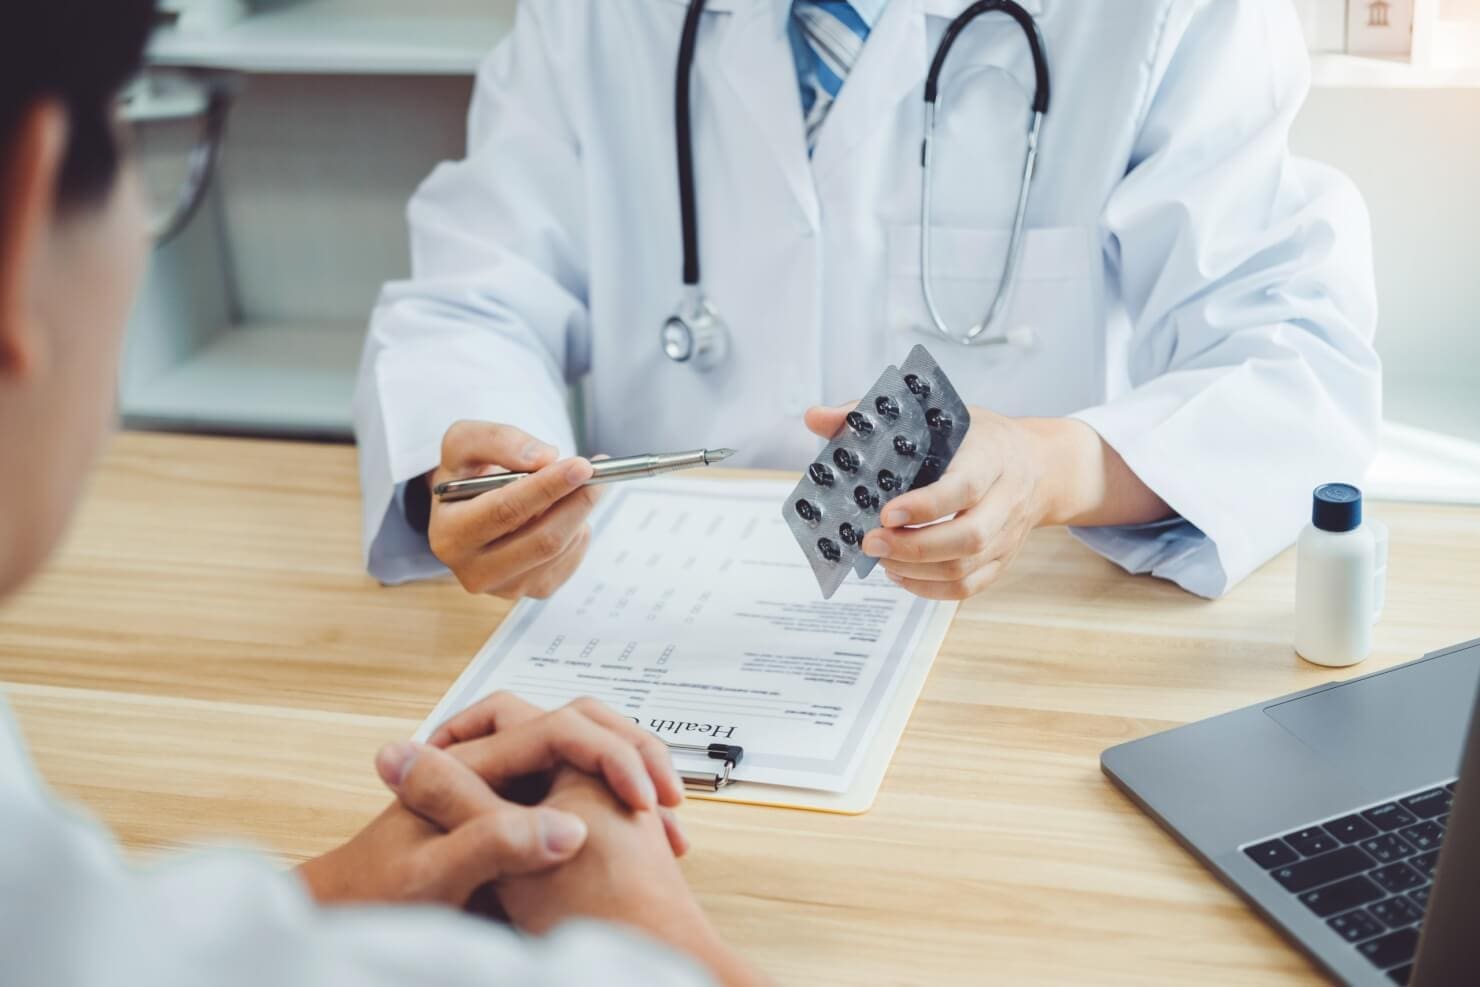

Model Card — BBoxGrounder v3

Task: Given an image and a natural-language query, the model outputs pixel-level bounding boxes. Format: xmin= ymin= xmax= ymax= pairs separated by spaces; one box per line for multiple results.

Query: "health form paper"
xmin=418 ymin=478 xmax=944 ymax=793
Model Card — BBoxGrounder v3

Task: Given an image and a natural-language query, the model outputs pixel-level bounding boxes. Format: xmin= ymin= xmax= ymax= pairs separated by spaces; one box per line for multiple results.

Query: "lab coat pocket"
xmin=884 ymin=224 xmax=1104 ymax=417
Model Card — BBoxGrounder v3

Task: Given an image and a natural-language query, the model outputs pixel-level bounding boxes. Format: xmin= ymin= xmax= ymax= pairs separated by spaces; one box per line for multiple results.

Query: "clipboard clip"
xmin=665 ymin=742 xmax=744 ymax=792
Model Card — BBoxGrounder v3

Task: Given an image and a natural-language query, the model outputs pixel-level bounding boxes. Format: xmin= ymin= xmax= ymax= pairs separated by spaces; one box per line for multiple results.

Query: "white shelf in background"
xmin=146 ymin=2 xmax=1475 ymax=84
xmin=122 ymin=321 xmax=365 ymax=436
xmin=1386 ymin=372 xmax=1480 ymax=444
xmin=1311 ymin=52 xmax=1480 ymax=88
xmin=148 ymin=1 xmax=515 ymax=76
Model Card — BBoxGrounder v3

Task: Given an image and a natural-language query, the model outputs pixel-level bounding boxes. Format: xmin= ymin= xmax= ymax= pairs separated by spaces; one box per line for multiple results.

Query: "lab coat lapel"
xmin=713 ymin=0 xmax=820 ymax=228
xmin=807 ymin=0 xmax=927 ymax=182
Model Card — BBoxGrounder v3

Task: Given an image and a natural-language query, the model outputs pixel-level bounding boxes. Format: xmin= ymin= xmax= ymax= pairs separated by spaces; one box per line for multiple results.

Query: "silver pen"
xmin=434 ymin=447 xmax=736 ymax=503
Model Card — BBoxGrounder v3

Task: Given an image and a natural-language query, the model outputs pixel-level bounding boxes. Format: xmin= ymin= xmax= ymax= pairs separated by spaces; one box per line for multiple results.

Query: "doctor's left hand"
xmin=805 ymin=402 xmax=1060 ymax=601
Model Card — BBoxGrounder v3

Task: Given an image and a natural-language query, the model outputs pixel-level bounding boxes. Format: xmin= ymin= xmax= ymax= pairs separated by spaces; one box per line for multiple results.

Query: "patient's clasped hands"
xmin=298 ymin=693 xmax=762 ymax=986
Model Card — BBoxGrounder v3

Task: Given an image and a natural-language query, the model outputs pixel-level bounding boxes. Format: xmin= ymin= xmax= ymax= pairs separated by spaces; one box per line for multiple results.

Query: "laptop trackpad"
xmin=1264 ymin=646 xmax=1480 ymax=790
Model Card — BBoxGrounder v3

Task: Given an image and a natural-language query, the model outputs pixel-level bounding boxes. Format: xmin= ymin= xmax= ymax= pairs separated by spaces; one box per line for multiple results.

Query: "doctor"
xmin=355 ymin=0 xmax=1380 ymax=601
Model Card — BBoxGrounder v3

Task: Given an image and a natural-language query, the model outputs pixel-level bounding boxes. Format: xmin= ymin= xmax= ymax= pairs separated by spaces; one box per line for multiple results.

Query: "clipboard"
xmin=415 ymin=477 xmax=961 ymax=818
xmin=670 ymin=600 xmax=958 ymax=815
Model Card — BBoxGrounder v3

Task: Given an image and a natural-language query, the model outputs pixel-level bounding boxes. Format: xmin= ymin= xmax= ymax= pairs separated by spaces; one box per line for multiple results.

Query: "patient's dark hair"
xmin=0 ymin=0 xmax=157 ymax=208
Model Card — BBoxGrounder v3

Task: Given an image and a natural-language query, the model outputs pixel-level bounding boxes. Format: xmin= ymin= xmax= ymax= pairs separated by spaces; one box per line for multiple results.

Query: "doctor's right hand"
xmin=428 ymin=421 xmax=602 ymax=600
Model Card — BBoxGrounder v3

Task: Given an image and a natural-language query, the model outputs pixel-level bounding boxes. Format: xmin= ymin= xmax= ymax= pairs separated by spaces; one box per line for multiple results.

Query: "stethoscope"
xmin=661 ymin=0 xmax=1052 ymax=371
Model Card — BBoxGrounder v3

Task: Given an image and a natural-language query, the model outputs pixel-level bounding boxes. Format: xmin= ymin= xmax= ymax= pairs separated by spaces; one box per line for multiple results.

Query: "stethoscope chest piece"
xmin=663 ymin=292 xmax=731 ymax=371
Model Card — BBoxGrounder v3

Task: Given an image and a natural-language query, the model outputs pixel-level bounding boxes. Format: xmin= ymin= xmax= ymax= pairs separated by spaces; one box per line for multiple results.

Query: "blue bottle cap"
xmin=1312 ymin=483 xmax=1363 ymax=533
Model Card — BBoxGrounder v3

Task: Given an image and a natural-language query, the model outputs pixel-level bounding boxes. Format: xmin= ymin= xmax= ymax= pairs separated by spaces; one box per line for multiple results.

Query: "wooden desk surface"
xmin=2 ymin=432 xmax=1477 ymax=985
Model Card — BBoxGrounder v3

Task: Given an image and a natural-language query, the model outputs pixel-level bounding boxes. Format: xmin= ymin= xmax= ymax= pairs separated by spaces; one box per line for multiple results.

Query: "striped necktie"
xmin=791 ymin=1 xmax=873 ymax=150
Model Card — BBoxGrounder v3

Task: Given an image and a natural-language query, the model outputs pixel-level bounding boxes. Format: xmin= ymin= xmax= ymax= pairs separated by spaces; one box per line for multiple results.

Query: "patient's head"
xmin=0 ymin=1 xmax=155 ymax=595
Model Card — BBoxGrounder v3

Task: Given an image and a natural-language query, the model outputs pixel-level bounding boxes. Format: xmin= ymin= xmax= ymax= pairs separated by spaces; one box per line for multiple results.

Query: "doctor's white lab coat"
xmin=354 ymin=0 xmax=1381 ymax=598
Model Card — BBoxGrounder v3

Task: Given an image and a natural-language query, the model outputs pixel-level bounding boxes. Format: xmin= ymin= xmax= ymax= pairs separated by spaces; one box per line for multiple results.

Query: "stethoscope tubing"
xmin=920 ymin=0 xmax=1050 ymax=348
xmin=675 ymin=0 xmax=707 ymax=289
xmin=920 ymin=108 xmax=1043 ymax=346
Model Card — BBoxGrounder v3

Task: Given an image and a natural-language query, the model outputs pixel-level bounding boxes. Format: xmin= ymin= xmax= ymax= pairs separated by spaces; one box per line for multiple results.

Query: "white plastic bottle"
xmin=1295 ymin=483 xmax=1389 ymax=668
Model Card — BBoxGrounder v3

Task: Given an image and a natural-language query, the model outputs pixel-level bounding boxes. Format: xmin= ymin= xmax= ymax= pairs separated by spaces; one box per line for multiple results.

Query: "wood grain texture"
xmin=3 ymin=431 xmax=1477 ymax=985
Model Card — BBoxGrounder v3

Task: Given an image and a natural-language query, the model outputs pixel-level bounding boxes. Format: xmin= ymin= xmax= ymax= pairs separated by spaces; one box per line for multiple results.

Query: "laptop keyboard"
xmin=1241 ymin=780 xmax=1457 ymax=986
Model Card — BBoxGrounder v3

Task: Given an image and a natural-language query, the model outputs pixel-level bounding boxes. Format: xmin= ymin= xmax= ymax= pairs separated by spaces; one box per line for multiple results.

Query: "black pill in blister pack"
xmin=853 ymin=347 xmax=971 ymax=581
xmin=781 ymin=348 xmax=970 ymax=598
xmin=897 ymin=346 xmax=972 ymax=496
xmin=782 ymin=365 xmax=927 ymax=598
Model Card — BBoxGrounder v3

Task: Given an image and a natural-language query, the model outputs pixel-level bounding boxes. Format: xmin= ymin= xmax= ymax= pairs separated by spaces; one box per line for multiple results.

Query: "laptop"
xmin=1102 ymin=638 xmax=1480 ymax=986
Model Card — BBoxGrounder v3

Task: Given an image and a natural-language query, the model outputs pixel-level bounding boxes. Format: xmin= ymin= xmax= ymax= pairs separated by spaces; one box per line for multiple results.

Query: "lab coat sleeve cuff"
xmin=354 ymin=317 xmax=579 ymax=586
xmin=1067 ymin=405 xmax=1239 ymax=599
xmin=359 ymin=418 xmax=447 ymax=586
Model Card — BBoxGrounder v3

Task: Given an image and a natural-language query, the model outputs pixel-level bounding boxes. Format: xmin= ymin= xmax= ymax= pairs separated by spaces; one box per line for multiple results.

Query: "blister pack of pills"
xmin=783 ymin=346 xmax=972 ymax=598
